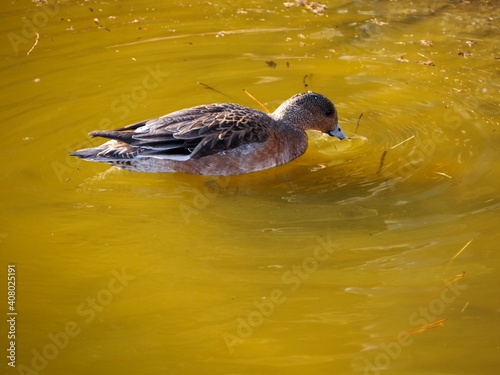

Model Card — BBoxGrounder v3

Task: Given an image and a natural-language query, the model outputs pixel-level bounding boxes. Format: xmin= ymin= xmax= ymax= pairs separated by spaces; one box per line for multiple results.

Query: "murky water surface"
xmin=1 ymin=1 xmax=498 ymax=374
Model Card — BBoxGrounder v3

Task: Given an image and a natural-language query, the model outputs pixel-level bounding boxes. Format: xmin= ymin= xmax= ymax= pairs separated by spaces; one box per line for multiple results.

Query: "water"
xmin=1 ymin=0 xmax=498 ymax=374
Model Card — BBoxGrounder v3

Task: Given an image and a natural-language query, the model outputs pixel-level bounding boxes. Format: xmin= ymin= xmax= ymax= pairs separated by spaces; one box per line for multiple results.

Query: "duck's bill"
xmin=328 ymin=125 xmax=349 ymax=140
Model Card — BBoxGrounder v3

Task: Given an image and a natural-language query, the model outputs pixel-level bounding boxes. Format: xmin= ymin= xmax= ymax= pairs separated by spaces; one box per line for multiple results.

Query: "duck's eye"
xmin=325 ymin=110 xmax=333 ymax=117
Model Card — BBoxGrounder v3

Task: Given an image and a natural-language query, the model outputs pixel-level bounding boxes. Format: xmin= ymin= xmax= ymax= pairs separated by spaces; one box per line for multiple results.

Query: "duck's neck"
xmin=270 ymin=104 xmax=312 ymax=132
xmin=267 ymin=112 xmax=308 ymax=163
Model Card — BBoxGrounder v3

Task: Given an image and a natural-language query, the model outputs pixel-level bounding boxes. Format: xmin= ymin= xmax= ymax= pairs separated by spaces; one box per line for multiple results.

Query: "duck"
xmin=71 ymin=92 xmax=348 ymax=176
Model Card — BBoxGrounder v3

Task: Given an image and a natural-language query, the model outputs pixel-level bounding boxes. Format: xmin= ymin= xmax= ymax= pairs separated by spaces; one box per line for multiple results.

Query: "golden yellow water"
xmin=1 ymin=1 xmax=499 ymax=374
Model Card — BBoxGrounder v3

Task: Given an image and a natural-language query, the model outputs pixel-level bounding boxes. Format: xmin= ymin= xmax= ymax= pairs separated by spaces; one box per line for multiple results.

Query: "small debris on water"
xmin=284 ymin=0 xmax=327 ymax=16
xmin=395 ymin=54 xmax=409 ymax=63
xmin=436 ymin=172 xmax=452 ymax=178
xmin=266 ymin=61 xmax=277 ymax=69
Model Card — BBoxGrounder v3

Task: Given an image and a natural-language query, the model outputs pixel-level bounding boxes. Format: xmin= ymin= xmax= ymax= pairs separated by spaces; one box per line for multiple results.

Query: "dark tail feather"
xmin=71 ymin=143 xmax=138 ymax=161
xmin=89 ymin=130 xmax=135 ymax=144
xmin=113 ymin=120 xmax=148 ymax=132
xmin=70 ymin=147 xmax=103 ymax=159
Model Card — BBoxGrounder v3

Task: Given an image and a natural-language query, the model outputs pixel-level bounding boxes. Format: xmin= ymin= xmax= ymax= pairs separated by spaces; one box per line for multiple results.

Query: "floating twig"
xmin=94 ymin=18 xmax=111 ymax=31
xmin=243 ymin=89 xmax=270 ymax=113
xmin=405 ymin=319 xmax=448 ymax=336
xmin=27 ymin=32 xmax=40 ymax=55
xmin=377 ymin=135 xmax=415 ymax=174
xmin=460 ymin=302 xmax=469 ymax=313
xmin=436 ymin=171 xmax=452 ymax=178
xmin=446 ymin=271 xmax=465 ymax=286
xmin=355 ymin=113 xmax=363 ymax=133
xmin=417 ymin=52 xmax=431 ymax=60
xmin=448 ymin=239 xmax=473 ymax=266
xmin=303 ymin=74 xmax=312 ymax=88
xmin=197 ymin=82 xmax=233 ymax=99
xmin=417 ymin=52 xmax=435 ymax=66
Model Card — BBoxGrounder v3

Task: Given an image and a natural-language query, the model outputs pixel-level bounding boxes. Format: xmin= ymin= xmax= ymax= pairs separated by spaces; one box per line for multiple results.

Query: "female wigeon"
xmin=71 ymin=92 xmax=348 ymax=175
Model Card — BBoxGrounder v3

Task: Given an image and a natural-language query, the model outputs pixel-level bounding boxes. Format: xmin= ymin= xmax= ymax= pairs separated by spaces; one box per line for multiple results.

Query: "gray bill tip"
xmin=328 ymin=126 xmax=349 ymax=140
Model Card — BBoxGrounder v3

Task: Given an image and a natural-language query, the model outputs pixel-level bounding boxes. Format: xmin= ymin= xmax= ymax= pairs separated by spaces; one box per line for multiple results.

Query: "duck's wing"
xmin=85 ymin=103 xmax=273 ymax=160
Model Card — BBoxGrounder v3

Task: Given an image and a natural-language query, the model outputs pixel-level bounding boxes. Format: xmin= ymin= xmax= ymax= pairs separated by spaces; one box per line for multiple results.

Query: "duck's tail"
xmin=70 ymin=141 xmax=139 ymax=162
xmin=70 ymin=147 xmax=102 ymax=159
xmin=70 ymin=125 xmax=143 ymax=162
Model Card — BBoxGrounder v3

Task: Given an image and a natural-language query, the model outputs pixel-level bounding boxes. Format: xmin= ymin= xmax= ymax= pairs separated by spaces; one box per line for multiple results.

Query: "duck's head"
xmin=272 ymin=92 xmax=348 ymax=140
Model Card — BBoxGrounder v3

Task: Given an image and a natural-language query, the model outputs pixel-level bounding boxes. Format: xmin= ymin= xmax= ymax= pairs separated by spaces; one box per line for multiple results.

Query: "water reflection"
xmin=1 ymin=0 xmax=498 ymax=374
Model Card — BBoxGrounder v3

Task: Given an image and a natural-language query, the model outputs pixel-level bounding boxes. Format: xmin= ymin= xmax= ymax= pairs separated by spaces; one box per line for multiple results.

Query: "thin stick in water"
xmin=243 ymin=89 xmax=270 ymax=113
xmin=94 ymin=18 xmax=111 ymax=31
xmin=461 ymin=302 xmax=469 ymax=313
xmin=405 ymin=319 xmax=448 ymax=336
xmin=197 ymin=82 xmax=233 ymax=99
xmin=448 ymin=239 xmax=473 ymax=265
xmin=355 ymin=113 xmax=363 ymax=133
xmin=303 ymin=74 xmax=309 ymax=87
xmin=377 ymin=135 xmax=415 ymax=174
xmin=446 ymin=271 xmax=465 ymax=286
xmin=27 ymin=32 xmax=40 ymax=55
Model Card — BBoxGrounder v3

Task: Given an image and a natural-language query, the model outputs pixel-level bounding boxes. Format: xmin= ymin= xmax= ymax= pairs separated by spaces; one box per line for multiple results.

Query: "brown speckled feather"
xmin=89 ymin=103 xmax=272 ymax=160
